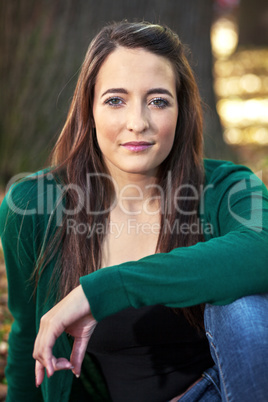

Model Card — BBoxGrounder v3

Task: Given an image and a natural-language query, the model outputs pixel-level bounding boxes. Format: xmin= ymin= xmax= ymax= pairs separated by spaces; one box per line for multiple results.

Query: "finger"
xmin=52 ymin=357 xmax=74 ymax=371
xmin=35 ymin=360 xmax=45 ymax=388
xmin=70 ymin=337 xmax=89 ymax=377
xmin=33 ymin=342 xmax=55 ymax=378
xmin=33 ymin=318 xmax=60 ymax=378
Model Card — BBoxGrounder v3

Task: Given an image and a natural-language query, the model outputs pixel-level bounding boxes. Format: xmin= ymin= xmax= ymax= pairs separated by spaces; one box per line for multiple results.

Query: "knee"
xmin=204 ymin=293 xmax=268 ymax=357
xmin=204 ymin=294 xmax=268 ymax=398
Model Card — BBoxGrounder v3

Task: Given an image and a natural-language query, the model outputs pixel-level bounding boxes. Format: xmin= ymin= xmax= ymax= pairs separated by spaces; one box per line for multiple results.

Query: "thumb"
xmin=70 ymin=336 xmax=90 ymax=377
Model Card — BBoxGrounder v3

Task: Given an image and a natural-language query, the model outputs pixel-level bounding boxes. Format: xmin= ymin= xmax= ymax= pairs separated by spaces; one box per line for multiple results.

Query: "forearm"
xmin=80 ymin=164 xmax=268 ymax=322
xmin=80 ymin=229 xmax=268 ymax=322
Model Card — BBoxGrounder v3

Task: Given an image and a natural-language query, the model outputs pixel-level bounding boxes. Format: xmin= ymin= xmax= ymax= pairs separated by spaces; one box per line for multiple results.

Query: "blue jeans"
xmin=175 ymin=294 xmax=268 ymax=401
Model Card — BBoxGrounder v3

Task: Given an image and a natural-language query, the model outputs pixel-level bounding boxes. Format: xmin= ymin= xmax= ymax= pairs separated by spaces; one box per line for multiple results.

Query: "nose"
xmin=126 ymin=104 xmax=149 ymax=133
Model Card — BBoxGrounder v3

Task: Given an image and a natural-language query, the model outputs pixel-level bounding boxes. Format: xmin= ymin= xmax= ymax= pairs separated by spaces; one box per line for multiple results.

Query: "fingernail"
xmin=72 ymin=370 xmax=80 ymax=378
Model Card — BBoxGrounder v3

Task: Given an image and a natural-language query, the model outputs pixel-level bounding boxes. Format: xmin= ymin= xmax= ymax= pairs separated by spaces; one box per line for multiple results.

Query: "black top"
xmin=86 ymin=305 xmax=214 ymax=402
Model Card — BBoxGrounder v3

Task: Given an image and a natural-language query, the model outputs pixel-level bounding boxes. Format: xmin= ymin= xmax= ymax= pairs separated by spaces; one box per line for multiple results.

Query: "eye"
xmin=105 ymin=97 xmax=124 ymax=107
xmin=149 ymin=97 xmax=170 ymax=109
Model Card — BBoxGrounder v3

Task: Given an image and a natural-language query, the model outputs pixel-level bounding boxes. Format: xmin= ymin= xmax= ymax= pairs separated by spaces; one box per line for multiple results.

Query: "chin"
xmin=122 ymin=166 xmax=157 ymax=176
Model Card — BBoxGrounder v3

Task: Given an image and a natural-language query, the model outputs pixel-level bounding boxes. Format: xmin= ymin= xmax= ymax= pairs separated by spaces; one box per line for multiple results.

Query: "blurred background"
xmin=1 ymin=0 xmax=268 ymax=188
xmin=0 ymin=0 xmax=268 ymax=399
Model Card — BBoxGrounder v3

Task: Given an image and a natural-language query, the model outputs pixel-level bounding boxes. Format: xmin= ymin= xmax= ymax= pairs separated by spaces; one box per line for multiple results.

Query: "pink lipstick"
xmin=121 ymin=141 xmax=153 ymax=152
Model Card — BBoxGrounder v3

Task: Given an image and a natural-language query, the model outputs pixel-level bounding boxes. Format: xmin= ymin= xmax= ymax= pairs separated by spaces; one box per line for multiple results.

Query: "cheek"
xmin=156 ymin=118 xmax=177 ymax=159
xmin=94 ymin=109 xmax=122 ymax=143
xmin=95 ymin=121 xmax=117 ymax=149
xmin=158 ymin=119 xmax=177 ymax=144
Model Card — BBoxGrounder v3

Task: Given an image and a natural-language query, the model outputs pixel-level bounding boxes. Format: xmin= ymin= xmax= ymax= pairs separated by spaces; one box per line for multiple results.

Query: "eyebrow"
xmin=101 ymin=87 xmax=174 ymax=98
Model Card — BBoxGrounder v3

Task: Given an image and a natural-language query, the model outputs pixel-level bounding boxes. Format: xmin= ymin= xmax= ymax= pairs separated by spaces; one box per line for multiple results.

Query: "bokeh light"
xmin=217 ymin=98 xmax=268 ymax=126
xmin=211 ymin=18 xmax=268 ymax=146
xmin=211 ymin=18 xmax=238 ymax=58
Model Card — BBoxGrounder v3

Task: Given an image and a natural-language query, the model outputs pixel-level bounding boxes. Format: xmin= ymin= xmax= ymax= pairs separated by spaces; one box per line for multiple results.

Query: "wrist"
xmin=70 ymin=285 xmax=91 ymax=315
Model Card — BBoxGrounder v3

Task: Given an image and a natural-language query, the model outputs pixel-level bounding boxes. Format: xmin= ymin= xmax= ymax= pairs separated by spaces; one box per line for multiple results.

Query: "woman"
xmin=1 ymin=21 xmax=268 ymax=401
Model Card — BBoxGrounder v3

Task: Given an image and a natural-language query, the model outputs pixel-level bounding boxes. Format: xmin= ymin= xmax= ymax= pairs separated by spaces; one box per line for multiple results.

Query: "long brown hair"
xmin=36 ymin=21 xmax=204 ymax=328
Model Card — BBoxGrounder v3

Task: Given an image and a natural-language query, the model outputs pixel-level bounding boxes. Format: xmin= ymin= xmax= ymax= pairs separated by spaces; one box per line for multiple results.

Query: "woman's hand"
xmin=33 ymin=285 xmax=97 ymax=387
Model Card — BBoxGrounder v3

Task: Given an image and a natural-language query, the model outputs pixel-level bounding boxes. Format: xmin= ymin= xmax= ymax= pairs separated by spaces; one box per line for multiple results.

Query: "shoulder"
xmin=204 ymin=159 xmax=255 ymax=185
xmin=3 ymin=167 xmax=62 ymax=205
xmin=202 ymin=159 xmax=268 ymax=236
xmin=0 ymin=167 xmax=64 ymax=237
xmin=203 ymin=158 xmax=266 ymax=196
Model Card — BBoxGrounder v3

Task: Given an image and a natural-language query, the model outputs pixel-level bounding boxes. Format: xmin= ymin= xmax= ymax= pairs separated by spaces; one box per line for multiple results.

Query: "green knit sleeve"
xmin=80 ymin=161 xmax=268 ymax=321
xmin=0 ymin=181 xmax=43 ymax=402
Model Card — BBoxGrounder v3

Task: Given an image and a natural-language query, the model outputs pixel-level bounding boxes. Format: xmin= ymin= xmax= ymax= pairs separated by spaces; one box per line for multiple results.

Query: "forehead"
xmin=94 ymin=46 xmax=177 ymax=92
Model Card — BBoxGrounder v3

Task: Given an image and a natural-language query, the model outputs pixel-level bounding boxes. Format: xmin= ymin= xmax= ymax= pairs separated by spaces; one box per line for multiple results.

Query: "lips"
xmin=121 ymin=141 xmax=154 ymax=152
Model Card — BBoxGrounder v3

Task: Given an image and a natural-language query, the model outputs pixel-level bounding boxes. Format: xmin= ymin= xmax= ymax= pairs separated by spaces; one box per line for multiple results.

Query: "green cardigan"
xmin=1 ymin=159 xmax=268 ymax=401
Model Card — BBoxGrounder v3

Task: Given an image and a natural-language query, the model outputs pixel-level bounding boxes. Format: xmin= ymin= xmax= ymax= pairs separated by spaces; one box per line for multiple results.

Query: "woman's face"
xmin=93 ymin=46 xmax=178 ymax=179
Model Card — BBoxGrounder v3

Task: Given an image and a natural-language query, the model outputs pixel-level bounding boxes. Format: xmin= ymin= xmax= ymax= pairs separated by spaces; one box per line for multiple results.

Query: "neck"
xmin=110 ymin=170 xmax=160 ymax=215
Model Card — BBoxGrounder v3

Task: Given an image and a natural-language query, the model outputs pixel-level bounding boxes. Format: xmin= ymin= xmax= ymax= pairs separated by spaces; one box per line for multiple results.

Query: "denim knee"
xmin=204 ymin=293 xmax=268 ymax=349
xmin=204 ymin=294 xmax=268 ymax=401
